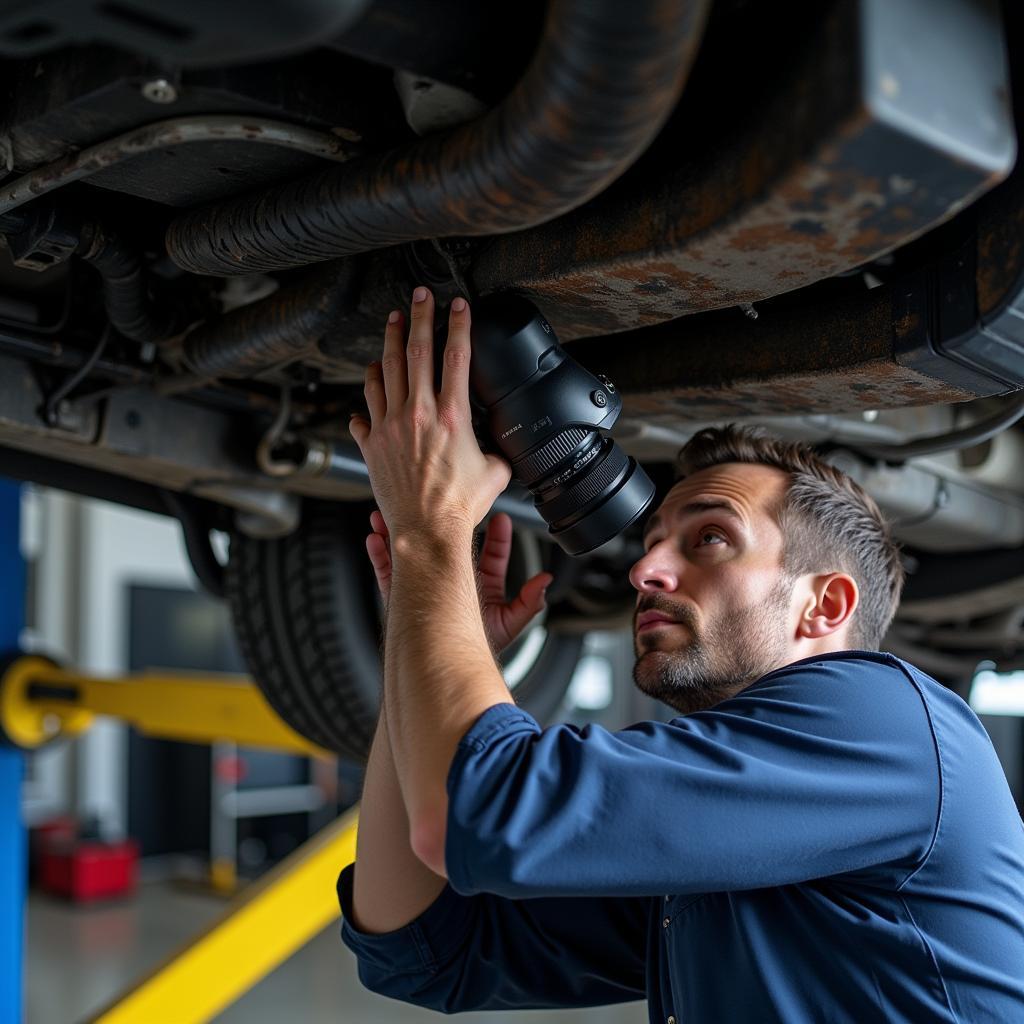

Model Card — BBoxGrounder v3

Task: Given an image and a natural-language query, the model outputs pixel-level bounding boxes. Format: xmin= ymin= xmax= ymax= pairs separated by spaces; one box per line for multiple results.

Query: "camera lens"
xmin=470 ymin=294 xmax=655 ymax=555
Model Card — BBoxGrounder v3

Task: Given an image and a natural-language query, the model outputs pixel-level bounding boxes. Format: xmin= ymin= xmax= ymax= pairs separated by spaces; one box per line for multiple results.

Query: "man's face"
xmin=628 ymin=462 xmax=797 ymax=715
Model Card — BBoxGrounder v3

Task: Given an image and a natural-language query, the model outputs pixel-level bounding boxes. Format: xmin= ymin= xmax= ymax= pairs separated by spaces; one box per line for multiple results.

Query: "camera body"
xmin=469 ymin=294 xmax=655 ymax=555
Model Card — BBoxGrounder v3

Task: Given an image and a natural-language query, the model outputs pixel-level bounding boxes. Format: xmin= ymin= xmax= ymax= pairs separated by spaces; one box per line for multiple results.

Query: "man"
xmin=342 ymin=286 xmax=1024 ymax=1022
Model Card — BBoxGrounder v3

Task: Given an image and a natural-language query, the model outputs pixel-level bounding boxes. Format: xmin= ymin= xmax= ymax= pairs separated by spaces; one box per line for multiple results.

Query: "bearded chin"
xmin=632 ymin=583 xmax=792 ymax=715
xmin=632 ymin=641 xmax=735 ymax=715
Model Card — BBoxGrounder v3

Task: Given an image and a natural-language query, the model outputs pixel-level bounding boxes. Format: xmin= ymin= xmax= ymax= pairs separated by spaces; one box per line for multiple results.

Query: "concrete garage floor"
xmin=27 ymin=882 xmax=648 ymax=1023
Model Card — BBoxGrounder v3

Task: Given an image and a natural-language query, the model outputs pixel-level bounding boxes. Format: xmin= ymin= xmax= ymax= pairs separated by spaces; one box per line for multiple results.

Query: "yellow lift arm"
xmin=0 ymin=655 xmax=329 ymax=757
xmin=0 ymin=654 xmax=360 ymax=1023
xmin=89 ymin=806 xmax=359 ymax=1024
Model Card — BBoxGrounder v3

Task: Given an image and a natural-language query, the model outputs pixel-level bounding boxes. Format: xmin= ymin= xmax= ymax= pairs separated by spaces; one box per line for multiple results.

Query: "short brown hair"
xmin=674 ymin=425 xmax=903 ymax=650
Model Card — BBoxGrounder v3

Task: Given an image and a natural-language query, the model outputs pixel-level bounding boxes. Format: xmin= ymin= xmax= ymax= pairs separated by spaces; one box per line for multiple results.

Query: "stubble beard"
xmin=632 ymin=580 xmax=793 ymax=715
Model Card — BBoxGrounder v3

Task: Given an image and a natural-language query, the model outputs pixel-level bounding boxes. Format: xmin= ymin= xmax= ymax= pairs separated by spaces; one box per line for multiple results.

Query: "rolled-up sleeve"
xmin=338 ymin=859 xmax=649 ymax=1012
xmin=444 ymin=656 xmax=942 ymax=900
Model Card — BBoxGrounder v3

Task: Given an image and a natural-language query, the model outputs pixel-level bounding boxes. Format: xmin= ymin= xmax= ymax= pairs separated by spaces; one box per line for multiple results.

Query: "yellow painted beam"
xmin=1 ymin=656 xmax=328 ymax=757
xmin=89 ymin=807 xmax=359 ymax=1024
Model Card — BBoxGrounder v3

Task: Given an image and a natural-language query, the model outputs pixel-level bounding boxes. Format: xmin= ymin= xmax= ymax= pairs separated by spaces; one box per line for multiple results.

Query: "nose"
xmin=629 ymin=543 xmax=680 ymax=594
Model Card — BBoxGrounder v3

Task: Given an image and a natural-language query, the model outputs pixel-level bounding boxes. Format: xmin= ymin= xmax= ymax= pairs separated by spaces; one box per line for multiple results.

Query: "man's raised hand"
xmin=348 ymin=288 xmax=512 ymax=548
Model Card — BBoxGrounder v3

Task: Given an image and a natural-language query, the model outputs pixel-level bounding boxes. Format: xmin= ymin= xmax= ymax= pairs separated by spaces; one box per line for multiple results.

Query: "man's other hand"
xmin=366 ymin=508 xmax=552 ymax=654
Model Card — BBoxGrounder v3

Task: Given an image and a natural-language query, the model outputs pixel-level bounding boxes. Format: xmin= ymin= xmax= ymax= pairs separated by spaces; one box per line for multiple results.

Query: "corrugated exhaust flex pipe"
xmin=183 ymin=260 xmax=358 ymax=376
xmin=165 ymin=0 xmax=709 ymax=277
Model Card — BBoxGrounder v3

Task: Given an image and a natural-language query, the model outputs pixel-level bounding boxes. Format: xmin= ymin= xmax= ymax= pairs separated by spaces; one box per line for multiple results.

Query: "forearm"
xmin=385 ymin=531 xmax=513 ymax=860
xmin=350 ymin=709 xmax=447 ymax=933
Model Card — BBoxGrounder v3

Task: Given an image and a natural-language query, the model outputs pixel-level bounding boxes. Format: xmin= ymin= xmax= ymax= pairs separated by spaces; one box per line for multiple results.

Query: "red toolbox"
xmin=37 ymin=835 xmax=139 ymax=903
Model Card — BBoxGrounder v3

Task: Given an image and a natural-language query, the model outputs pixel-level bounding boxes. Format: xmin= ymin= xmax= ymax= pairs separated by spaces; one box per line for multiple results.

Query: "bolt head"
xmin=141 ymin=79 xmax=178 ymax=104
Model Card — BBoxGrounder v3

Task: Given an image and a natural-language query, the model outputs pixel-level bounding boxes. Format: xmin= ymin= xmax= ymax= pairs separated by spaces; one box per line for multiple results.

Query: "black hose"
xmin=183 ymin=260 xmax=358 ymax=377
xmin=76 ymin=220 xmax=180 ymax=344
xmin=165 ymin=0 xmax=709 ymax=276
xmin=0 ymin=207 xmax=181 ymax=344
xmin=852 ymin=392 xmax=1024 ymax=462
xmin=161 ymin=490 xmax=226 ymax=599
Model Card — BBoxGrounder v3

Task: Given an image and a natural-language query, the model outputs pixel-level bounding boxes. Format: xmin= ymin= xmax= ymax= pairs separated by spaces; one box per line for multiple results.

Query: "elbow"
xmin=410 ymin=812 xmax=448 ymax=879
xmin=354 ymin=961 xmax=461 ymax=1014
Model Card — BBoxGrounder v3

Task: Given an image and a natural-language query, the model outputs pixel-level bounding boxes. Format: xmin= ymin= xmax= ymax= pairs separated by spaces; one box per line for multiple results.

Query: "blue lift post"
xmin=0 ymin=479 xmax=25 ymax=1022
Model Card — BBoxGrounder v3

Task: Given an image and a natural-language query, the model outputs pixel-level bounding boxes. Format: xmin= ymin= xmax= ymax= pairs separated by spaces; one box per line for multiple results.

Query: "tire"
xmin=226 ymin=502 xmax=584 ymax=762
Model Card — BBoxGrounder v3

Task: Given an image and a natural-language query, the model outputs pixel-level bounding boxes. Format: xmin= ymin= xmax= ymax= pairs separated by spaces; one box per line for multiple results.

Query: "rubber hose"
xmin=76 ymin=220 xmax=180 ymax=343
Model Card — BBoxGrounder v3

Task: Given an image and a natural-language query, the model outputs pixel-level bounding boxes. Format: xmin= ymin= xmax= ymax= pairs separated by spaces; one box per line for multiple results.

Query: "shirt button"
xmin=662 ymin=917 xmax=670 ymax=929
xmin=668 ymin=1017 xmax=676 ymax=1024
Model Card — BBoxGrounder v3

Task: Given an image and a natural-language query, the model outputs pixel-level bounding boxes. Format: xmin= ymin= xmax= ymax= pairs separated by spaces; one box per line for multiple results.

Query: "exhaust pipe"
xmin=165 ymin=0 xmax=709 ymax=276
xmin=183 ymin=260 xmax=358 ymax=377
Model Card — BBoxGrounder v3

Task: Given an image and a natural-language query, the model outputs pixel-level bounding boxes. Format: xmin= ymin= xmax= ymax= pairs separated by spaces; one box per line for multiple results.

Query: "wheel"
xmin=225 ymin=502 xmax=584 ymax=762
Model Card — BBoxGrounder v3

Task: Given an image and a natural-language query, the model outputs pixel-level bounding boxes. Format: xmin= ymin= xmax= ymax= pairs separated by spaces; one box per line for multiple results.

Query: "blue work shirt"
xmin=338 ymin=651 xmax=1024 ymax=1021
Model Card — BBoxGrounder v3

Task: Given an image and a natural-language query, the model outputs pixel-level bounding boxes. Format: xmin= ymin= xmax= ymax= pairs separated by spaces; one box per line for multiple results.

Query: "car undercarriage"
xmin=0 ymin=0 xmax=1022 ymax=757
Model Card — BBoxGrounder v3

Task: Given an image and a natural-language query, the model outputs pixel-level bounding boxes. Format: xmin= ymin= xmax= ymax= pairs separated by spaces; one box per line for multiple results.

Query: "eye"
xmin=696 ymin=528 xmax=726 ymax=547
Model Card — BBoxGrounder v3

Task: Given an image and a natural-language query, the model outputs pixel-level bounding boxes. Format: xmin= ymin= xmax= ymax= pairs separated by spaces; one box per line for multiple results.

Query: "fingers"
xmin=365 ymin=533 xmax=392 ymax=599
xmin=348 ymin=411 xmax=370 ymax=446
xmin=477 ymin=513 xmax=512 ymax=602
xmin=406 ymin=286 xmax=435 ymax=406
xmin=380 ymin=308 xmax=408 ymax=409
xmin=497 ymin=571 xmax=553 ymax=644
xmin=439 ymin=296 xmax=471 ymax=414
xmin=364 ymin=286 xmax=458 ymax=429
xmin=363 ymin=360 xmax=386 ymax=423
xmin=522 ymin=570 xmax=554 ymax=605
xmin=369 ymin=508 xmax=389 ymax=543
xmin=366 ymin=531 xmax=391 ymax=576
xmin=365 ymin=511 xmax=392 ymax=599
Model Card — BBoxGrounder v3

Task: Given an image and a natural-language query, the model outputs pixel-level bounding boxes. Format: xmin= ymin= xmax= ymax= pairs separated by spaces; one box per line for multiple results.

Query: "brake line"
xmin=851 ymin=392 xmax=1024 ymax=462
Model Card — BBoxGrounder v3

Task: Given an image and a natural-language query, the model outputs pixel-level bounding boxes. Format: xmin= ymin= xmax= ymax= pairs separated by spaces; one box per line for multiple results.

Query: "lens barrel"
xmin=470 ymin=294 xmax=654 ymax=555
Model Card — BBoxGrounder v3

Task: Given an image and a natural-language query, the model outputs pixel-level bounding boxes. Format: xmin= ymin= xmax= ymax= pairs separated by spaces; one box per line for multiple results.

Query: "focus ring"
xmin=537 ymin=443 xmax=629 ymax=525
xmin=513 ymin=426 xmax=591 ymax=484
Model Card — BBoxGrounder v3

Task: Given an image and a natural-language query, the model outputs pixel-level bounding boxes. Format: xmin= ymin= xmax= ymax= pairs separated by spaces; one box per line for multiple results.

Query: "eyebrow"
xmin=641 ymin=499 xmax=745 ymax=542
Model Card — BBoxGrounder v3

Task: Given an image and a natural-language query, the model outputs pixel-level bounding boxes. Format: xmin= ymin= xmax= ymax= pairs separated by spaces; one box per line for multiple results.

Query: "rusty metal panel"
xmin=473 ymin=0 xmax=1016 ymax=340
xmin=566 ymin=164 xmax=1024 ymax=422
xmin=569 ymin=284 xmax=978 ymax=422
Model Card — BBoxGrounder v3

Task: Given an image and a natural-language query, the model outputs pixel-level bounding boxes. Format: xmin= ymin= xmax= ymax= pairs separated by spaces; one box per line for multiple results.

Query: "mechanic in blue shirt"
xmin=343 ymin=286 xmax=1024 ymax=1023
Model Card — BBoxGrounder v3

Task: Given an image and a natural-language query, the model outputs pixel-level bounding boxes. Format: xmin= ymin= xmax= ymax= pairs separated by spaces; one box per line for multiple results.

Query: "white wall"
xmin=22 ymin=490 xmax=194 ymax=836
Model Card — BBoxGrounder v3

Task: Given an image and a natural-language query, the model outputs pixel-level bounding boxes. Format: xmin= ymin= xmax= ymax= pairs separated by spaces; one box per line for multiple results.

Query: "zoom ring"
xmin=537 ymin=443 xmax=630 ymax=525
xmin=513 ymin=427 xmax=591 ymax=484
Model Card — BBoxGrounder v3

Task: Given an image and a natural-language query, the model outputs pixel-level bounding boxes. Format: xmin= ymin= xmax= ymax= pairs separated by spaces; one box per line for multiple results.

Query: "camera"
xmin=469 ymin=294 xmax=655 ymax=556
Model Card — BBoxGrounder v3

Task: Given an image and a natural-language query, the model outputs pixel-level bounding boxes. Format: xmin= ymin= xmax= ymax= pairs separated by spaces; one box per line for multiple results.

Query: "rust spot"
xmin=474 ymin=51 xmax=1004 ymax=342
xmin=559 ymin=275 xmax=984 ymax=420
xmin=976 ymin=188 xmax=1024 ymax=317
xmin=621 ymin=360 xmax=970 ymax=421
xmin=893 ymin=310 xmax=922 ymax=340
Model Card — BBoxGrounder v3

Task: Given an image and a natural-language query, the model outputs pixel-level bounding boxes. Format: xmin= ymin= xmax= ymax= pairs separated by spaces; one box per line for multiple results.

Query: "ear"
xmin=796 ymin=573 xmax=859 ymax=640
